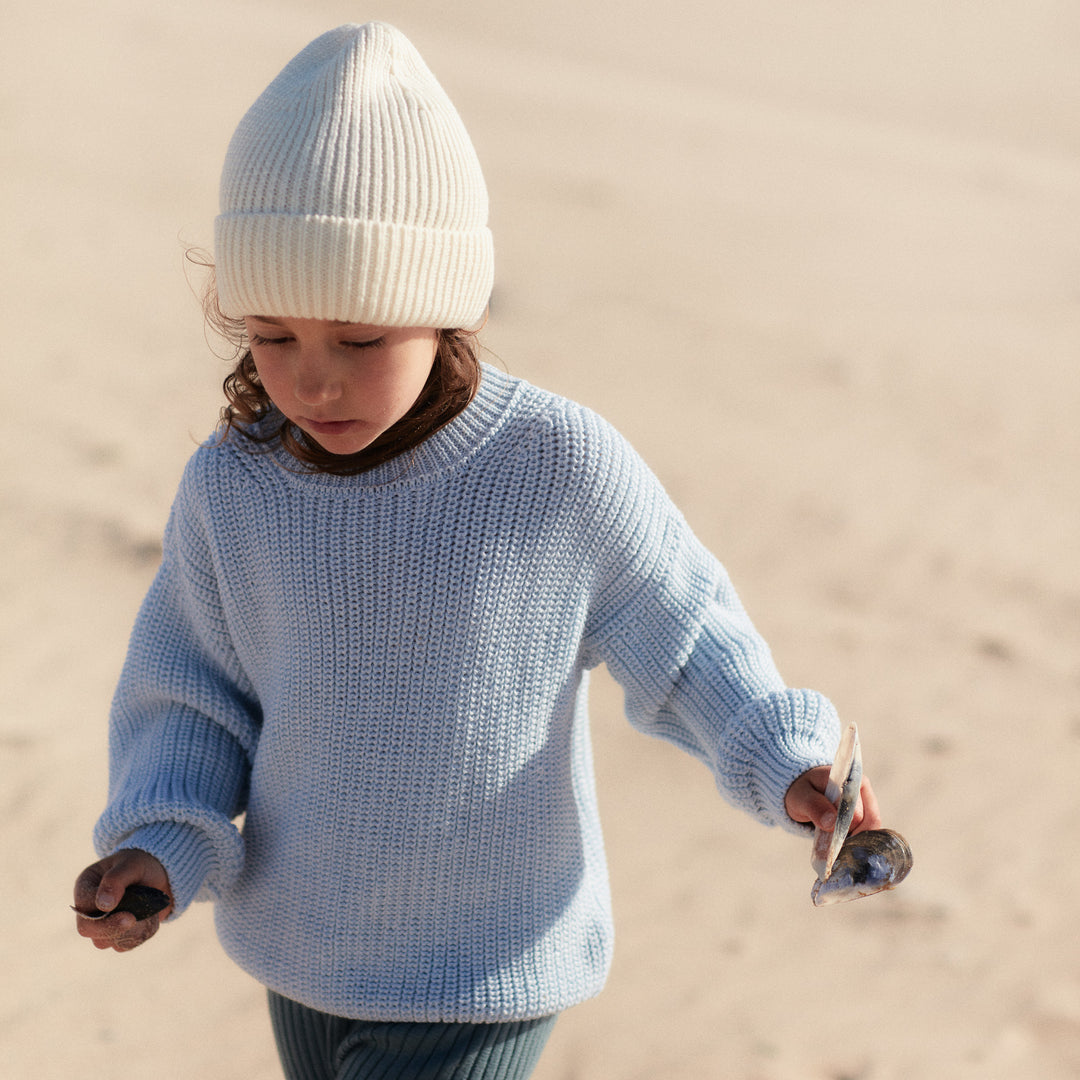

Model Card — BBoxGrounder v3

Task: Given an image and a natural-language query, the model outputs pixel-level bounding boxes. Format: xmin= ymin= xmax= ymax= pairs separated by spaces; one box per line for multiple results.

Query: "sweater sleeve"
xmin=93 ymin=454 xmax=260 ymax=912
xmin=579 ymin=417 xmax=839 ymax=834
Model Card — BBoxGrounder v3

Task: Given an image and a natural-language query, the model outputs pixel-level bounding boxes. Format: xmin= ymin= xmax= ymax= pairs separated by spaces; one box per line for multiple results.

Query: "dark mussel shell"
xmin=811 ymin=828 xmax=914 ymax=907
xmin=74 ymin=884 xmax=171 ymax=921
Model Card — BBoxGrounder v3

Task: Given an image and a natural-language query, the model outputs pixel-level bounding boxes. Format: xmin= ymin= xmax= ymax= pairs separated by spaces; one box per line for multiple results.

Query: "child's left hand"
xmin=785 ymin=766 xmax=882 ymax=836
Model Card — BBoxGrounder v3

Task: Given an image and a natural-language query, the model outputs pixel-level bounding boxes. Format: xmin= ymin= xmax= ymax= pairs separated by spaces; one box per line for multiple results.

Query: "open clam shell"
xmin=810 ymin=722 xmax=862 ymax=881
xmin=810 ymin=722 xmax=913 ymax=906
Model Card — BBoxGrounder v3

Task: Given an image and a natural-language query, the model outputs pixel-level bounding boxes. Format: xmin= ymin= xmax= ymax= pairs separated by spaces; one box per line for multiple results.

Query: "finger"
xmin=73 ymin=863 xmax=106 ymax=913
xmin=95 ymin=872 xmax=127 ymax=913
xmin=77 ymin=908 xmax=161 ymax=952
xmin=115 ymin=910 xmax=163 ymax=951
xmin=786 ymin=778 xmax=840 ymax=831
xmin=808 ymin=791 xmax=840 ymax=832
xmin=94 ymin=850 xmax=173 ymax=915
xmin=75 ymin=907 xmax=135 ymax=942
xmin=96 ymin=857 xmax=147 ymax=912
xmin=73 ymin=852 xmax=141 ymax=915
xmin=801 ymin=764 xmax=832 ymax=798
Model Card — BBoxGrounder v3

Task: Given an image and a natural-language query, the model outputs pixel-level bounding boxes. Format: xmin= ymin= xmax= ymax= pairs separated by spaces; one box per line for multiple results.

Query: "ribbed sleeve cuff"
xmin=100 ymin=820 xmax=238 ymax=916
xmin=724 ymin=688 xmax=841 ymax=835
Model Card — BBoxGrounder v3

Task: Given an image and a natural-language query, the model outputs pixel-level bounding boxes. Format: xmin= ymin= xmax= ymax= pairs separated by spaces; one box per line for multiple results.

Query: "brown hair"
xmin=195 ymin=254 xmax=482 ymax=475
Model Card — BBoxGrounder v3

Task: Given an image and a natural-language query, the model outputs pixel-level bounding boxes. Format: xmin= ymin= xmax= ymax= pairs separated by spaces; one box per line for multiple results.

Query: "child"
xmin=74 ymin=22 xmax=881 ymax=1080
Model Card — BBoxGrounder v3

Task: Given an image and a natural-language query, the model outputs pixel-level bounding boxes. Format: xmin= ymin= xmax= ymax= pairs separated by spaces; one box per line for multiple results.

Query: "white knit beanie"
xmin=215 ymin=22 xmax=493 ymax=328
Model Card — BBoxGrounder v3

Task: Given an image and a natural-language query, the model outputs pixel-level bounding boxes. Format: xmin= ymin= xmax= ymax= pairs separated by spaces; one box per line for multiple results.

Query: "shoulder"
xmin=488 ymin=366 xmax=638 ymax=474
xmin=488 ymin=367 xmax=672 ymax=530
xmin=172 ymin=422 xmax=283 ymax=522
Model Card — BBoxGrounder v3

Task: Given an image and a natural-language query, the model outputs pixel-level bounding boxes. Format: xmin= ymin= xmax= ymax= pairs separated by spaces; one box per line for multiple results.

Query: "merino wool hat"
xmin=215 ymin=22 xmax=493 ymax=328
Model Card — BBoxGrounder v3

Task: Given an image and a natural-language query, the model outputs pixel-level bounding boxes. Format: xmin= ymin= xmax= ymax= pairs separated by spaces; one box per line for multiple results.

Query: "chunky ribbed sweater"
xmin=95 ymin=364 xmax=839 ymax=1022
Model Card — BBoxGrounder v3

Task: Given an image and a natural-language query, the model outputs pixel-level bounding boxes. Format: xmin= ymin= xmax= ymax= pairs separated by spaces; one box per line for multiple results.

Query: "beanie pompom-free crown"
xmin=215 ymin=23 xmax=493 ymax=329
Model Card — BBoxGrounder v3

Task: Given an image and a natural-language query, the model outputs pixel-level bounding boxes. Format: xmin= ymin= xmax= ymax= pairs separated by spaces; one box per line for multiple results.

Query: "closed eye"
xmin=248 ymin=333 xmax=386 ymax=349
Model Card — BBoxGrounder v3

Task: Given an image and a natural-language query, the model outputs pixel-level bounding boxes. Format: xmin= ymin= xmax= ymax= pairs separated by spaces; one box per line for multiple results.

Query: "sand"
xmin=4 ymin=1 xmax=1080 ymax=1076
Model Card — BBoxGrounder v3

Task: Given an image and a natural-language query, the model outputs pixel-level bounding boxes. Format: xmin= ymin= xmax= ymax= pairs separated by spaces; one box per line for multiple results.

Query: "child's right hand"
xmin=73 ymin=849 xmax=174 ymax=952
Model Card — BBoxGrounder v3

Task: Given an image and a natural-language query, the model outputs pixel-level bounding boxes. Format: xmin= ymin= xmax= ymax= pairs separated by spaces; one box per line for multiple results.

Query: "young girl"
xmin=74 ymin=22 xmax=881 ymax=1080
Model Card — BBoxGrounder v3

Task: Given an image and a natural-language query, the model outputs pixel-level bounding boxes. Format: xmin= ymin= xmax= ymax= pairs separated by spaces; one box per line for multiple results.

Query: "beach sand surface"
xmin=3 ymin=2 xmax=1080 ymax=1076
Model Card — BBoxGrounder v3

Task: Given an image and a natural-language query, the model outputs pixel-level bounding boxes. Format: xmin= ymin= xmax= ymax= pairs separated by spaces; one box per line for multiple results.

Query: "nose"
xmin=292 ymin=346 xmax=342 ymax=407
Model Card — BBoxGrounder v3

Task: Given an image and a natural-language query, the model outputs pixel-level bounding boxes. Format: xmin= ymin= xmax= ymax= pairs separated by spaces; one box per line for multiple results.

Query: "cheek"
xmin=367 ymin=369 xmax=429 ymax=424
xmin=376 ymin=339 xmax=438 ymax=411
xmin=403 ymin=353 xmax=437 ymax=402
xmin=250 ymin=355 xmax=286 ymax=402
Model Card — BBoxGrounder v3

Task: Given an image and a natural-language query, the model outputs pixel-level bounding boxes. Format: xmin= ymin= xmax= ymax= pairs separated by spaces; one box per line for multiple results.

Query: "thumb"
xmin=90 ymin=850 xmax=171 ymax=914
xmin=811 ymin=796 xmax=838 ymax=832
xmin=785 ymin=766 xmax=838 ymax=830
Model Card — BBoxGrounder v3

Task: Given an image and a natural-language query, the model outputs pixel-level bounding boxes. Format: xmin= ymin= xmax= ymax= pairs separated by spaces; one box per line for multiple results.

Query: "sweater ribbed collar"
xmin=262 ymin=363 xmax=523 ymax=490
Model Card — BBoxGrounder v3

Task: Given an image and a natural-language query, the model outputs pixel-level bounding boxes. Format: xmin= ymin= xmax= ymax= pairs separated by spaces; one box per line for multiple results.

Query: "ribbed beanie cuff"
xmin=215 ymin=23 xmax=493 ymax=328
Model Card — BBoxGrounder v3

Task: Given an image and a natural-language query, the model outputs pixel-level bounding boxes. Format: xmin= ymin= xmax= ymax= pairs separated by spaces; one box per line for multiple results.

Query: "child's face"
xmin=244 ymin=316 xmax=438 ymax=455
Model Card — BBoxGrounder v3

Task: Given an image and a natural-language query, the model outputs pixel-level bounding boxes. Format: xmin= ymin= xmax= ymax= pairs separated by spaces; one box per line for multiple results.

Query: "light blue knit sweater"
xmin=95 ymin=364 xmax=839 ymax=1022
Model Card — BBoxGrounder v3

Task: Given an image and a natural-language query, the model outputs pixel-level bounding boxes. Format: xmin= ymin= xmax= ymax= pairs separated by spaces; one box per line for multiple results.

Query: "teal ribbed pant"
xmin=268 ymin=992 xmax=558 ymax=1080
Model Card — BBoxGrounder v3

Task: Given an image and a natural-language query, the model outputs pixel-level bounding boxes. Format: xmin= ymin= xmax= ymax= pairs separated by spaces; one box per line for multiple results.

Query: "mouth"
xmin=300 ymin=417 xmax=360 ymax=437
